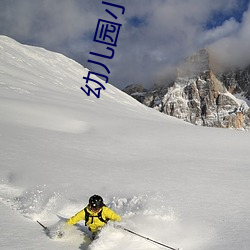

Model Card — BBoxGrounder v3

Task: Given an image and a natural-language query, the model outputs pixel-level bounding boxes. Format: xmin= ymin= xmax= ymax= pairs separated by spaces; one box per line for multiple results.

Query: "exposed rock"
xmin=123 ymin=84 xmax=147 ymax=103
xmin=217 ymin=66 xmax=250 ymax=99
xmin=123 ymin=49 xmax=250 ymax=130
xmin=123 ymin=84 xmax=146 ymax=95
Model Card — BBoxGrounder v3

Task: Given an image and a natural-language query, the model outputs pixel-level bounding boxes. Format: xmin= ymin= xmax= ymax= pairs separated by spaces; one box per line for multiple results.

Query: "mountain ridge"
xmin=123 ymin=49 xmax=250 ymax=130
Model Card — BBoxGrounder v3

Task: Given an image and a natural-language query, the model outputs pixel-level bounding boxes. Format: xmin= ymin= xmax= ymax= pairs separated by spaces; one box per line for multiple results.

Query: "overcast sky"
xmin=0 ymin=0 xmax=249 ymax=89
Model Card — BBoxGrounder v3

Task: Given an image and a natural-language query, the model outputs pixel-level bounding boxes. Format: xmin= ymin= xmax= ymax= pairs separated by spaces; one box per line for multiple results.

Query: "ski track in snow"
xmin=0 ymin=180 xmax=211 ymax=250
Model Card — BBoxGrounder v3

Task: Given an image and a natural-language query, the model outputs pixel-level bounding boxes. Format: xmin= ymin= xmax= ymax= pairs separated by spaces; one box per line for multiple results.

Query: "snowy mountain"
xmin=0 ymin=36 xmax=250 ymax=250
xmin=124 ymin=49 xmax=250 ymax=130
xmin=217 ymin=65 xmax=250 ymax=100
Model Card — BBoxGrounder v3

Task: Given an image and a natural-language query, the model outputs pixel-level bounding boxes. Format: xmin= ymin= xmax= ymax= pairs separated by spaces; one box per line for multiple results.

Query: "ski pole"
xmin=122 ymin=227 xmax=180 ymax=250
xmin=37 ymin=220 xmax=48 ymax=231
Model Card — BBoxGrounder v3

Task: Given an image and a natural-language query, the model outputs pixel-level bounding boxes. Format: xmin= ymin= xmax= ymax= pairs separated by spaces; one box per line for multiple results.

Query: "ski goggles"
xmin=89 ymin=205 xmax=101 ymax=212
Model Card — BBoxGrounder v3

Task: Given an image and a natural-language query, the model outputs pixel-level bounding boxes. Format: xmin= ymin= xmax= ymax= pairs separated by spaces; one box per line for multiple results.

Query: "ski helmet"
xmin=89 ymin=195 xmax=104 ymax=210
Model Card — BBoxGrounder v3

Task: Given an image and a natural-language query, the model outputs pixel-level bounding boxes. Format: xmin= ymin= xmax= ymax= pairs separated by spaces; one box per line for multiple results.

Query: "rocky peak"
xmin=123 ymin=49 xmax=250 ymax=130
xmin=177 ymin=48 xmax=210 ymax=78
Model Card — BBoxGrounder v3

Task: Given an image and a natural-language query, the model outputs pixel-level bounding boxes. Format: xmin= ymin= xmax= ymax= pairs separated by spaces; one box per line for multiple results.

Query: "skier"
xmin=66 ymin=194 xmax=121 ymax=239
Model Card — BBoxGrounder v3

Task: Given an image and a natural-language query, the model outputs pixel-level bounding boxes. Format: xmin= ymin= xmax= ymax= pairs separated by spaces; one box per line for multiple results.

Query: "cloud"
xmin=0 ymin=0 xmax=103 ymax=53
xmin=0 ymin=0 xmax=249 ymax=89
xmin=200 ymin=18 xmax=240 ymax=45
xmin=209 ymin=3 xmax=250 ymax=68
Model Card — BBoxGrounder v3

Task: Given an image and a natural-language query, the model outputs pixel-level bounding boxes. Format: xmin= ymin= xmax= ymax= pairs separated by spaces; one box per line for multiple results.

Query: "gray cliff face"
xmin=123 ymin=49 xmax=250 ymax=130
xmin=217 ymin=66 xmax=250 ymax=99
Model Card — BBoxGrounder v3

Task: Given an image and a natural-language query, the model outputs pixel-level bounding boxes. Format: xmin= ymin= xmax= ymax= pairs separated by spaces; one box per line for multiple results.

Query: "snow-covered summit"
xmin=0 ymin=35 xmax=143 ymax=104
xmin=0 ymin=35 xmax=153 ymax=133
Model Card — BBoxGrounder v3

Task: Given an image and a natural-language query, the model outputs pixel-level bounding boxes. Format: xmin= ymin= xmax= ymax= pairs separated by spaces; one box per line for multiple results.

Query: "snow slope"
xmin=0 ymin=35 xmax=250 ymax=250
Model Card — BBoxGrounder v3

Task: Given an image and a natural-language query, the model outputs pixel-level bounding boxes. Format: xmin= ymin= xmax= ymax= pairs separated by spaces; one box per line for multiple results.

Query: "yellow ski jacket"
xmin=67 ymin=206 xmax=121 ymax=233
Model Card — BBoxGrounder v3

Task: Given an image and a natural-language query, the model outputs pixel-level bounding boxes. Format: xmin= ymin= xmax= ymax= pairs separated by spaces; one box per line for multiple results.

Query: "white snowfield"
xmin=0 ymin=35 xmax=249 ymax=250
